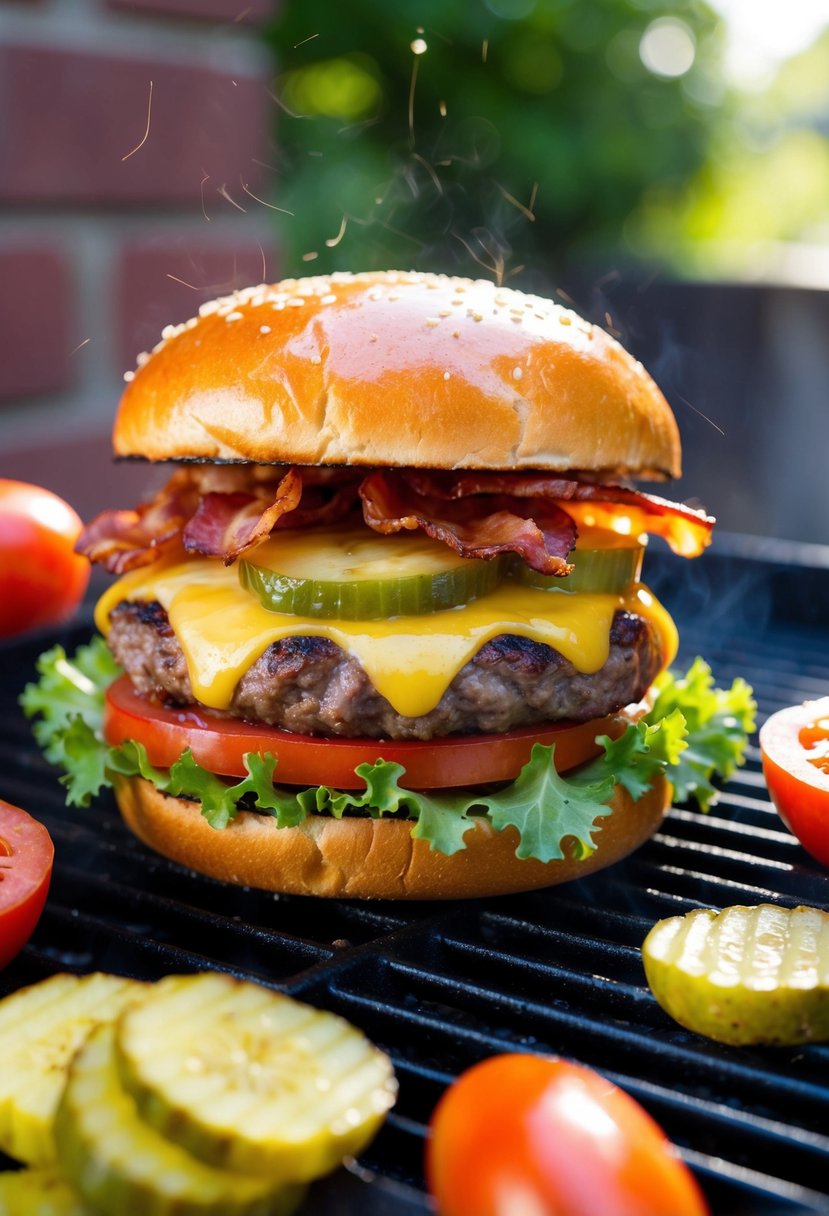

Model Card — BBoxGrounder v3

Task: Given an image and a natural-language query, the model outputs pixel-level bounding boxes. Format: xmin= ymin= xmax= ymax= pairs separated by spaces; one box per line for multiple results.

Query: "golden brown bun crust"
xmin=113 ymin=774 xmax=670 ymax=901
xmin=115 ymin=271 xmax=680 ymax=480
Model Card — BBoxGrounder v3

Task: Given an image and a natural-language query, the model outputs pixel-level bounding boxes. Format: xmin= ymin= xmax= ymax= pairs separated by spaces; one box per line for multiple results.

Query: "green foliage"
xmin=263 ymin=0 xmax=726 ymax=280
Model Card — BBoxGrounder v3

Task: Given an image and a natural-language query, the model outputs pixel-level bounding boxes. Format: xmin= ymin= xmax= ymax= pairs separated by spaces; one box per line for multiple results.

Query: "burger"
xmin=37 ymin=271 xmax=720 ymax=899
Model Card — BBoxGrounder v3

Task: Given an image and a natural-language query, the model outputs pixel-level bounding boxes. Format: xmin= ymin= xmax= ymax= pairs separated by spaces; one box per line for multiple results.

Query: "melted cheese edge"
xmin=95 ymin=560 xmax=678 ymax=719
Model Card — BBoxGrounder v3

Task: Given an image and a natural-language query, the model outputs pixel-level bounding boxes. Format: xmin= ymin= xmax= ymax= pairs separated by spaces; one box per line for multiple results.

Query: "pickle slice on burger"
xmin=22 ymin=271 xmax=755 ymax=899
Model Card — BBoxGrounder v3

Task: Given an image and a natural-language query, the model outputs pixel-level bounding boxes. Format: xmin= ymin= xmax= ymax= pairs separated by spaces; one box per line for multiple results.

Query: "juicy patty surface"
xmin=107 ymin=599 xmax=664 ymax=740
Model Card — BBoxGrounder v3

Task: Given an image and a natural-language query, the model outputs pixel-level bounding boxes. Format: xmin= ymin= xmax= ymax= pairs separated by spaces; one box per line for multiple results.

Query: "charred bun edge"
xmin=113 ymin=774 xmax=670 ymax=901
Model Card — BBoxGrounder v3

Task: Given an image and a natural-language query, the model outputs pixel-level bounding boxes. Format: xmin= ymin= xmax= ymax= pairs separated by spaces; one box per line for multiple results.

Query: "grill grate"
xmin=2 ymin=538 xmax=829 ymax=1215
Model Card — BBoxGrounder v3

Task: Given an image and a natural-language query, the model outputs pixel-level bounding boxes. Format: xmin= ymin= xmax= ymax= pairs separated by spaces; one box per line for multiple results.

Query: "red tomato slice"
xmin=0 ymin=479 xmax=90 ymax=638
xmin=103 ymin=675 xmax=633 ymax=789
xmin=426 ymin=1054 xmax=709 ymax=1216
xmin=0 ymin=800 xmax=54 ymax=969
xmin=760 ymin=696 xmax=829 ymax=867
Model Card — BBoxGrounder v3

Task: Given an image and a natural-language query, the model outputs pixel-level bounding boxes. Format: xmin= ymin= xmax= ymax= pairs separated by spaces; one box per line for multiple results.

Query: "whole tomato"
xmin=0 ymin=480 xmax=89 ymax=638
xmin=426 ymin=1054 xmax=709 ymax=1216
xmin=760 ymin=697 xmax=829 ymax=867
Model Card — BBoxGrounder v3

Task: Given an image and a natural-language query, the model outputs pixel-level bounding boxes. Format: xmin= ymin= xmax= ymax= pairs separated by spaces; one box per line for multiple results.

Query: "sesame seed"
xmin=287 ymin=297 xmax=305 ymax=307
xmin=123 ymin=369 xmax=135 ymax=382
xmin=512 ymin=367 xmax=523 ymax=380
xmin=443 ymin=371 xmax=451 ymax=380
xmin=225 ymin=311 xmax=243 ymax=322
xmin=388 ymin=292 xmax=399 ymax=301
xmin=425 ymin=317 xmax=440 ymax=327
xmin=472 ymin=313 xmax=483 ymax=322
xmin=559 ymin=315 xmax=572 ymax=326
xmin=370 ymin=334 xmax=378 ymax=342
xmin=510 ymin=315 xmax=523 ymax=323
xmin=438 ymin=309 xmax=451 ymax=317
xmin=321 ymin=294 xmax=337 ymax=305
xmin=311 ymin=354 xmax=322 ymax=364
xmin=136 ymin=351 xmax=150 ymax=366
xmin=259 ymin=325 xmax=271 ymax=334
xmin=452 ymin=329 xmax=461 ymax=338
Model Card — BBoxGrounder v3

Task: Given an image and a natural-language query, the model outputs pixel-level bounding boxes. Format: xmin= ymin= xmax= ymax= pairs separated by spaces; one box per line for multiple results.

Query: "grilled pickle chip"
xmin=54 ymin=1022 xmax=304 ymax=1216
xmin=114 ymin=972 xmax=398 ymax=1181
xmin=0 ymin=972 xmax=144 ymax=1165
xmin=643 ymin=904 xmax=829 ymax=1046
xmin=0 ymin=1167 xmax=91 ymax=1215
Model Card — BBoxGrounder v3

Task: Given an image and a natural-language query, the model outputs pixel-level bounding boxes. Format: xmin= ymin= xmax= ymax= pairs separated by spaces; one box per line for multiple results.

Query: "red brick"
xmin=107 ymin=0 xmax=271 ymax=22
xmin=117 ymin=235 xmax=277 ymax=369
xmin=0 ymin=246 xmax=73 ymax=402
xmin=0 ymin=430 xmax=168 ymax=526
xmin=0 ymin=46 xmax=271 ymax=205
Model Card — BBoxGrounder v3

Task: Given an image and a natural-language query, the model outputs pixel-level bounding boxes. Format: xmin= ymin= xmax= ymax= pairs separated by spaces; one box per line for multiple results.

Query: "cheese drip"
xmin=95 ymin=561 xmax=678 ymax=719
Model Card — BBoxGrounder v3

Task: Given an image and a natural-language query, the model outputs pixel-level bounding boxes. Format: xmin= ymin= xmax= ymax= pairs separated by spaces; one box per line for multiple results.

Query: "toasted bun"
xmin=113 ymin=773 xmax=670 ymax=901
xmin=114 ymin=271 xmax=680 ymax=480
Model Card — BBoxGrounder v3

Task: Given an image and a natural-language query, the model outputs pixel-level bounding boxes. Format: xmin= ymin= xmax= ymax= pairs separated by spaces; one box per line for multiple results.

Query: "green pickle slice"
xmin=642 ymin=904 xmax=829 ymax=1046
xmin=240 ymin=526 xmax=504 ymax=618
xmin=514 ymin=543 xmax=643 ymax=595
xmin=54 ymin=1022 xmax=303 ymax=1216
xmin=114 ymin=972 xmax=398 ymax=1182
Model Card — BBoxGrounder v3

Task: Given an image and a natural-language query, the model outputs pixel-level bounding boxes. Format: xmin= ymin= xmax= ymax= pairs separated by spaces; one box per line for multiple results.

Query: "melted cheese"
xmin=95 ymin=561 xmax=678 ymax=719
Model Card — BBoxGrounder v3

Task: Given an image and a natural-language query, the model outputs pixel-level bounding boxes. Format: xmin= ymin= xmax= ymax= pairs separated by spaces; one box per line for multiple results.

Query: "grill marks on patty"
xmin=107 ymin=599 xmax=664 ymax=741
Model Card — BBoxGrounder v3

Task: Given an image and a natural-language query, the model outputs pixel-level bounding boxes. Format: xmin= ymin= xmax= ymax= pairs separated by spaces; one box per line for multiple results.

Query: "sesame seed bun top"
xmin=114 ymin=270 xmax=681 ymax=480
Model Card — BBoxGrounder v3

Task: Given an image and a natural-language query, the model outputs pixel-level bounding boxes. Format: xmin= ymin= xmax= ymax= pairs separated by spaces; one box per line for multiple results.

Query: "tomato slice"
xmin=103 ymin=675 xmax=635 ymax=790
xmin=0 ymin=801 xmax=54 ymax=969
xmin=760 ymin=697 xmax=829 ymax=867
xmin=426 ymin=1054 xmax=709 ymax=1216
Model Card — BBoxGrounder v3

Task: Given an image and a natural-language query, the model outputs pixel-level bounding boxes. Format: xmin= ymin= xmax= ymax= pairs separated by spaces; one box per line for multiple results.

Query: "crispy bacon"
xmin=402 ymin=470 xmax=713 ymax=558
xmin=79 ymin=462 xmax=711 ymax=574
xmin=76 ymin=469 xmax=202 ymax=575
xmin=78 ymin=467 xmax=362 ymax=572
xmin=182 ymin=468 xmax=303 ymax=563
xmin=359 ymin=471 xmax=577 ymax=575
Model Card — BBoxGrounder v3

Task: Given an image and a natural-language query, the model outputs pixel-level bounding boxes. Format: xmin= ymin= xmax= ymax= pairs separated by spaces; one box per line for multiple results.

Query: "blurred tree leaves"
xmin=264 ymin=0 xmax=727 ymax=283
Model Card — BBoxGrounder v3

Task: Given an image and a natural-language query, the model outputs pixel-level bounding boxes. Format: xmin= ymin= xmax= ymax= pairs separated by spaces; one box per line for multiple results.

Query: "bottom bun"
xmin=113 ymin=774 xmax=670 ymax=901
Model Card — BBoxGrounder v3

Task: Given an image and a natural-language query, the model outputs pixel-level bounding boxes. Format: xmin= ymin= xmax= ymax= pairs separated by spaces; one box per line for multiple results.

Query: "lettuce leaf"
xmin=20 ymin=639 xmax=756 ymax=862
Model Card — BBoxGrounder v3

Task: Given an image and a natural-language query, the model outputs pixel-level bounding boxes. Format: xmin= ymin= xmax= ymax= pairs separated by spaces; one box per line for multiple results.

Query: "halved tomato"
xmin=760 ymin=697 xmax=829 ymax=867
xmin=0 ymin=801 xmax=54 ymax=969
xmin=103 ymin=675 xmax=635 ymax=790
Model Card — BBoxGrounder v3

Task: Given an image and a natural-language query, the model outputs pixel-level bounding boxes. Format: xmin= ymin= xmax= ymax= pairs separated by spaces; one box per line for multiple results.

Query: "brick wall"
xmin=0 ymin=0 xmax=277 ymax=521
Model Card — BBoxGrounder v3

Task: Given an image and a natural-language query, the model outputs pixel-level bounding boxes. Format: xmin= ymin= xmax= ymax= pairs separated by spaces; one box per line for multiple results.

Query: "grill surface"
xmin=2 ymin=535 xmax=829 ymax=1215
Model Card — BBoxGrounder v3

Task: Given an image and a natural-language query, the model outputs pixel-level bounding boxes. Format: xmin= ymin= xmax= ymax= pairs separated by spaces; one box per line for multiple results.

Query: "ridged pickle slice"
xmin=240 ymin=527 xmax=505 ymax=618
xmin=0 ymin=972 xmax=145 ymax=1165
xmin=54 ymin=1022 xmax=304 ymax=1216
xmin=0 ymin=1167 xmax=92 ymax=1215
xmin=114 ymin=973 xmax=398 ymax=1181
xmin=643 ymin=904 xmax=829 ymax=1046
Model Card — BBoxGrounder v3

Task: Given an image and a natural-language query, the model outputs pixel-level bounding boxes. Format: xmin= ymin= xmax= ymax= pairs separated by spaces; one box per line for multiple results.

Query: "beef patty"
xmin=106 ymin=599 xmax=664 ymax=741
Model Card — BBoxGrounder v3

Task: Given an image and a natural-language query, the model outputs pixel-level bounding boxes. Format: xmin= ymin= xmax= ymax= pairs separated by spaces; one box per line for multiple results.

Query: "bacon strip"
xmin=359 ymin=471 xmax=577 ymax=575
xmin=78 ymin=463 xmax=711 ymax=574
xmin=182 ymin=468 xmax=303 ymax=563
xmin=403 ymin=470 xmax=714 ymax=558
xmin=76 ymin=469 xmax=202 ymax=575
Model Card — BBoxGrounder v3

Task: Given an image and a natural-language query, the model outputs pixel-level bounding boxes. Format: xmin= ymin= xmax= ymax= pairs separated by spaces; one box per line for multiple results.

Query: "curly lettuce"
xmin=20 ymin=638 xmax=756 ymax=861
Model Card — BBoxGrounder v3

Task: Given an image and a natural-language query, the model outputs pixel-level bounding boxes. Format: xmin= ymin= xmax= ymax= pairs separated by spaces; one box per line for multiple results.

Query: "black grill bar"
xmin=3 ymin=537 xmax=829 ymax=1215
